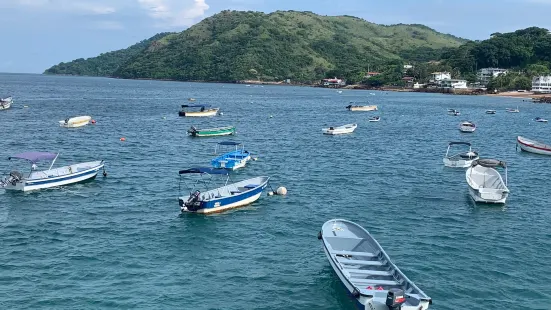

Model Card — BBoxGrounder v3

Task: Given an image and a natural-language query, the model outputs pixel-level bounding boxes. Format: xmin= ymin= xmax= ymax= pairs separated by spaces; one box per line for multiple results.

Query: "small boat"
xmin=322 ymin=123 xmax=357 ymax=135
xmin=178 ymin=167 xmax=269 ymax=214
xmin=486 ymin=110 xmax=496 ymax=114
xmin=369 ymin=116 xmax=380 ymax=122
xmin=187 ymin=126 xmax=235 ymax=137
xmin=318 ymin=219 xmax=432 ymax=310
xmin=517 ymin=136 xmax=551 ymax=156
xmin=211 ymin=141 xmax=251 ymax=170
xmin=179 ymin=105 xmax=219 ymax=117
xmin=337 ymin=90 xmax=343 ymax=94
xmin=0 ymin=96 xmax=12 ymax=110
xmin=459 ymin=121 xmax=476 ymax=133
xmin=59 ymin=116 xmax=92 ymax=128
xmin=0 ymin=152 xmax=104 ymax=192
xmin=443 ymin=142 xmax=479 ymax=168
xmin=188 ymin=98 xmax=196 ymax=101
xmin=506 ymin=107 xmax=519 ymax=113
xmin=346 ymin=104 xmax=378 ymax=112
xmin=534 ymin=117 xmax=548 ymax=123
xmin=447 ymin=109 xmax=460 ymax=116
xmin=466 ymin=159 xmax=509 ymax=204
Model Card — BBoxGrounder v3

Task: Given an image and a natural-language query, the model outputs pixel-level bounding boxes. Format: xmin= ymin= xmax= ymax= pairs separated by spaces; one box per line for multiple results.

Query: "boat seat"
xmin=336 ymin=257 xmax=384 ymax=266
xmin=230 ymin=191 xmax=241 ymax=195
xmin=351 ymin=279 xmax=400 ymax=286
xmin=333 ymin=250 xmax=377 ymax=257
xmin=348 ymin=270 xmax=393 ymax=276
xmin=244 ymin=184 xmax=258 ymax=189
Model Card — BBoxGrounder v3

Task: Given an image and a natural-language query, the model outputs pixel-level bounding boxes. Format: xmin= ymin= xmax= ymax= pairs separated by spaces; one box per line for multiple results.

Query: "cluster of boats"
xmin=323 ymin=104 xmax=379 ymax=135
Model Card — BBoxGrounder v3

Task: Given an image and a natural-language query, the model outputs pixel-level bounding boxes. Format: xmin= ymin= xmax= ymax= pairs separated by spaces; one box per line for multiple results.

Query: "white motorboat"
xmin=0 ymin=96 xmax=12 ymax=110
xmin=448 ymin=109 xmax=460 ymax=116
xmin=0 ymin=152 xmax=104 ymax=192
xmin=369 ymin=116 xmax=380 ymax=122
xmin=179 ymin=105 xmax=219 ymax=117
xmin=459 ymin=121 xmax=476 ymax=133
xmin=517 ymin=136 xmax=551 ymax=156
xmin=322 ymin=123 xmax=357 ymax=135
xmin=466 ymin=159 xmax=509 ymax=204
xmin=59 ymin=116 xmax=92 ymax=128
xmin=346 ymin=104 xmax=377 ymax=111
xmin=486 ymin=110 xmax=496 ymax=114
xmin=506 ymin=107 xmax=519 ymax=113
xmin=318 ymin=219 xmax=432 ymax=310
xmin=443 ymin=142 xmax=479 ymax=168
xmin=534 ymin=117 xmax=548 ymax=123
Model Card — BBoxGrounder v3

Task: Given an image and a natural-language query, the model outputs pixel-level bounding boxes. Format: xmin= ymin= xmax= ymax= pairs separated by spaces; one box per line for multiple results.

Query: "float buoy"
xmin=276 ymin=187 xmax=287 ymax=196
xmin=253 ymin=157 xmax=258 ymax=161
xmin=120 ymin=137 xmax=126 ymax=141
xmin=91 ymin=120 xmax=96 ymax=124
xmin=23 ymin=105 xmax=29 ymax=108
xmin=268 ymin=191 xmax=274 ymax=196
xmin=220 ymin=112 xmax=224 ymax=116
xmin=269 ymin=115 xmax=273 ymax=118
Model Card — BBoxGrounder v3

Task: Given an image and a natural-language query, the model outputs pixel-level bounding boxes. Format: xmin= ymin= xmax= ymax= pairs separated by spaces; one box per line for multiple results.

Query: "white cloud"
xmin=137 ymin=0 xmax=210 ymax=28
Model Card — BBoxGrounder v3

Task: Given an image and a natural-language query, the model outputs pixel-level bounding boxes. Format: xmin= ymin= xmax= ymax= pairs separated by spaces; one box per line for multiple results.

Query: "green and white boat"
xmin=187 ymin=126 xmax=236 ymax=137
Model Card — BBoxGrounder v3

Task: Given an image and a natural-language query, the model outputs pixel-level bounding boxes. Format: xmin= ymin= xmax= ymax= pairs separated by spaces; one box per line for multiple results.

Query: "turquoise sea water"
xmin=1 ymin=73 xmax=550 ymax=309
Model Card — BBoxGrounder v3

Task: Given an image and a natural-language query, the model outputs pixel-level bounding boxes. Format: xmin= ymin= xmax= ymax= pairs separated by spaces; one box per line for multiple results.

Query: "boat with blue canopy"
xmin=0 ymin=152 xmax=104 ymax=191
xmin=178 ymin=104 xmax=219 ymax=117
xmin=178 ymin=167 xmax=269 ymax=214
xmin=211 ymin=141 xmax=251 ymax=170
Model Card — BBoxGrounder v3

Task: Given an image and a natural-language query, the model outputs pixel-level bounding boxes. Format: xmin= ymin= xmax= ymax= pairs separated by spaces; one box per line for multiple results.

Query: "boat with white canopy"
xmin=0 ymin=152 xmax=104 ymax=191
xmin=466 ymin=159 xmax=509 ymax=204
xmin=517 ymin=136 xmax=551 ymax=156
xmin=0 ymin=96 xmax=12 ymax=110
xmin=459 ymin=121 xmax=476 ymax=133
xmin=211 ymin=141 xmax=251 ymax=170
xmin=322 ymin=123 xmax=357 ymax=135
xmin=178 ymin=167 xmax=269 ymax=214
xmin=318 ymin=219 xmax=432 ymax=310
xmin=443 ymin=142 xmax=479 ymax=168
xmin=59 ymin=116 xmax=92 ymax=128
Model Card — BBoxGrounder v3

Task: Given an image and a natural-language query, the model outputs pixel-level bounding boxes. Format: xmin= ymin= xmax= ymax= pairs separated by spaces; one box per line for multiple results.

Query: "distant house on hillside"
xmin=364 ymin=72 xmax=380 ymax=78
xmin=532 ymin=76 xmax=551 ymax=93
xmin=322 ymin=78 xmax=346 ymax=87
xmin=430 ymin=72 xmax=451 ymax=82
xmin=402 ymin=76 xmax=415 ymax=87
xmin=438 ymin=79 xmax=468 ymax=89
xmin=477 ymin=68 xmax=508 ymax=85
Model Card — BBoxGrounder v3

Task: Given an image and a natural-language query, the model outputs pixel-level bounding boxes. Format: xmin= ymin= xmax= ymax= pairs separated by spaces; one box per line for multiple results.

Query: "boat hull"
xmin=180 ymin=176 xmax=269 ymax=214
xmin=59 ymin=116 xmax=92 ymax=128
xmin=211 ymin=151 xmax=251 ymax=170
xmin=517 ymin=136 xmax=551 ymax=156
xmin=459 ymin=126 xmax=476 ymax=133
xmin=188 ymin=127 xmax=235 ymax=137
xmin=322 ymin=124 xmax=357 ymax=135
xmin=3 ymin=162 xmax=103 ymax=192
xmin=179 ymin=109 xmax=219 ymax=117
xmin=443 ymin=157 xmax=477 ymax=168
xmin=466 ymin=166 xmax=509 ymax=204
xmin=348 ymin=105 xmax=377 ymax=112
xmin=0 ymin=101 xmax=12 ymax=110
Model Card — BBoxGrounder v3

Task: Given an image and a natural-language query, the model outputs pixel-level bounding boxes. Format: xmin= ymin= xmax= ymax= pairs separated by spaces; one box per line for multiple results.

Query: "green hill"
xmin=44 ymin=32 xmax=173 ymax=76
xmin=44 ymin=10 xmax=466 ymax=82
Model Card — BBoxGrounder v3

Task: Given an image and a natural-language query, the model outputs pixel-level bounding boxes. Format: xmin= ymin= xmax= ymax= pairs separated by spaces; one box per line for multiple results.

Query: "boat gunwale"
xmin=517 ymin=136 xmax=551 ymax=152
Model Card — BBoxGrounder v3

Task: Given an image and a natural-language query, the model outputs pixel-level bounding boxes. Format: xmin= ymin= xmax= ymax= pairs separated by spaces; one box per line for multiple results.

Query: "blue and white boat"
xmin=178 ymin=167 xmax=269 ymax=214
xmin=211 ymin=141 xmax=251 ymax=170
xmin=0 ymin=152 xmax=104 ymax=192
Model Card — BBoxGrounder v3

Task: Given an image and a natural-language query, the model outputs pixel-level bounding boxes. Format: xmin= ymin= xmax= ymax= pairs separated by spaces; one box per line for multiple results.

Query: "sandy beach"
xmin=486 ymin=91 xmax=548 ymax=99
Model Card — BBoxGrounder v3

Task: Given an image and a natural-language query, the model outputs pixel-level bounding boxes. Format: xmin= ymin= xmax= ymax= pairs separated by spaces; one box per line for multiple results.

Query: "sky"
xmin=0 ymin=0 xmax=550 ymax=73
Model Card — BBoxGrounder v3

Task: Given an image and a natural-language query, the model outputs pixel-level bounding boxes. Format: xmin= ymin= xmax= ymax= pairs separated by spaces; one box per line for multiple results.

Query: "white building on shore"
xmin=532 ymin=76 xmax=551 ymax=93
xmin=477 ymin=68 xmax=508 ymax=85
xmin=438 ymin=79 xmax=468 ymax=89
xmin=430 ymin=72 xmax=451 ymax=82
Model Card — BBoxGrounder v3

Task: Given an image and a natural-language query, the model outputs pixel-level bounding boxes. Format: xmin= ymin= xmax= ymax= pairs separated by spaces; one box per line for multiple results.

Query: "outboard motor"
xmin=386 ymin=288 xmax=406 ymax=310
xmin=7 ymin=171 xmax=23 ymax=186
xmin=183 ymin=190 xmax=202 ymax=212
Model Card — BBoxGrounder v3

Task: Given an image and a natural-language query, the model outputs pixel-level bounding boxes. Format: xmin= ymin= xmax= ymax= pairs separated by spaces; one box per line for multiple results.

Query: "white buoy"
xmin=220 ymin=112 xmax=224 ymax=116
xmin=268 ymin=191 xmax=274 ymax=196
xmin=253 ymin=157 xmax=258 ymax=161
xmin=269 ymin=115 xmax=273 ymax=118
xmin=276 ymin=187 xmax=287 ymax=196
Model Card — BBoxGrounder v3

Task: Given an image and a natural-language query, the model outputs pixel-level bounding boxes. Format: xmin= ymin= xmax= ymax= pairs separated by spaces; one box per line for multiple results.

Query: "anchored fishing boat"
xmin=179 ymin=105 xmax=219 ymax=117
xmin=459 ymin=121 xmax=476 ymax=133
xmin=534 ymin=117 xmax=548 ymax=123
xmin=0 ymin=96 xmax=12 ymax=110
xmin=448 ymin=109 xmax=460 ymax=116
xmin=322 ymin=123 xmax=357 ymax=135
xmin=59 ymin=116 xmax=92 ymax=128
xmin=211 ymin=141 xmax=251 ymax=170
xmin=369 ymin=116 xmax=380 ymax=122
xmin=517 ymin=136 xmax=551 ymax=156
xmin=187 ymin=126 xmax=235 ymax=137
xmin=0 ymin=152 xmax=104 ymax=192
xmin=466 ymin=159 xmax=509 ymax=204
xmin=486 ymin=110 xmax=496 ymax=115
xmin=443 ymin=142 xmax=479 ymax=168
xmin=178 ymin=167 xmax=269 ymax=214
xmin=346 ymin=104 xmax=378 ymax=112
xmin=318 ymin=219 xmax=432 ymax=310
xmin=506 ymin=107 xmax=519 ymax=113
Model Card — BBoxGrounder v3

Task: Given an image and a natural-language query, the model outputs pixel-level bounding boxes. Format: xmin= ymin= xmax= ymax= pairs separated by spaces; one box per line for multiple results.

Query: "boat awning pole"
xmin=48 ymin=153 xmax=59 ymax=171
